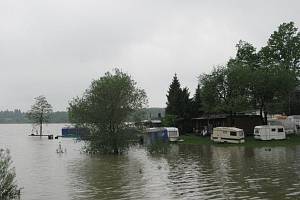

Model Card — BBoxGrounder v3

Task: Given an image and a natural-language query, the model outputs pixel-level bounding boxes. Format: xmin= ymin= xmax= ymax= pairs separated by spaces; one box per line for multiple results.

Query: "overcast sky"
xmin=0 ymin=0 xmax=299 ymax=111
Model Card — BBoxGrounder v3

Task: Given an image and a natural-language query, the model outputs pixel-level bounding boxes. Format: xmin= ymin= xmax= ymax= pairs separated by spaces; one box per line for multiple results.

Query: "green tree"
xmin=260 ymin=22 xmax=300 ymax=73
xmin=165 ymin=74 xmax=182 ymax=117
xmin=200 ymin=22 xmax=300 ymax=124
xmin=27 ymin=96 xmax=53 ymax=135
xmin=161 ymin=114 xmax=177 ymax=127
xmin=258 ymin=22 xmax=300 ymax=116
xmin=68 ymin=69 xmax=147 ymax=154
xmin=165 ymin=74 xmax=194 ymax=132
xmin=200 ymin=49 xmax=253 ymax=118
xmin=180 ymin=87 xmax=193 ymax=119
xmin=191 ymin=84 xmax=203 ymax=117
xmin=199 ymin=66 xmax=227 ymax=114
xmin=0 ymin=149 xmax=20 ymax=200
xmin=234 ymin=40 xmax=259 ymax=67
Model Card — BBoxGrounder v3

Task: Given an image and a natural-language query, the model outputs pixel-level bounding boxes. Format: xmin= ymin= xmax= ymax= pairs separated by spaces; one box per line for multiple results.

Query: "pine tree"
xmin=165 ymin=74 xmax=183 ymax=117
xmin=192 ymin=84 xmax=203 ymax=117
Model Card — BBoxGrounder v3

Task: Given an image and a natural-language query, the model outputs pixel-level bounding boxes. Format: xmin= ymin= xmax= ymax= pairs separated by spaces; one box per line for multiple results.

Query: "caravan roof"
xmin=213 ymin=127 xmax=243 ymax=132
xmin=255 ymin=125 xmax=284 ymax=129
xmin=164 ymin=127 xmax=178 ymax=132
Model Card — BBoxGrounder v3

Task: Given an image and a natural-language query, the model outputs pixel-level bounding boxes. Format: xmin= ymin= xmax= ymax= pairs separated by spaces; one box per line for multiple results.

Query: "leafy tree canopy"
xmin=68 ymin=69 xmax=147 ymax=154
xmin=27 ymin=95 xmax=53 ymax=135
xmin=199 ymin=22 xmax=300 ymax=124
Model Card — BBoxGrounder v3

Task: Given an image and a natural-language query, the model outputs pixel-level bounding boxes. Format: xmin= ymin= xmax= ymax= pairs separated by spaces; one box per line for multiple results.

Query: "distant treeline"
xmin=0 ymin=109 xmax=69 ymax=124
xmin=0 ymin=108 xmax=165 ymax=124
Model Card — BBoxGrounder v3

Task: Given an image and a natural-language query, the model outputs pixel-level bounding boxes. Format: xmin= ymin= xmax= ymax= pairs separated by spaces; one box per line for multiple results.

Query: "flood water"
xmin=1 ymin=124 xmax=300 ymax=200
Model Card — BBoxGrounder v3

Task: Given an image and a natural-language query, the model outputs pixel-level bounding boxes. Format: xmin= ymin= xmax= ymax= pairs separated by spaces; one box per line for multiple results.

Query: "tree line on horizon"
xmin=165 ymin=22 xmax=300 ymax=129
xmin=0 ymin=107 xmax=165 ymax=124
xmin=0 ymin=109 xmax=69 ymax=124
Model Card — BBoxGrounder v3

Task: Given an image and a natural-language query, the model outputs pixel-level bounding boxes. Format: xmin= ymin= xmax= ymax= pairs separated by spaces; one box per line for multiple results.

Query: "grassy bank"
xmin=180 ymin=134 xmax=300 ymax=147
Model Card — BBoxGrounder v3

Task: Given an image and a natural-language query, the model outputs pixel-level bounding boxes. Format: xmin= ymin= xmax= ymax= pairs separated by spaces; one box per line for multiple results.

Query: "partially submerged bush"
xmin=84 ymin=127 xmax=141 ymax=154
xmin=0 ymin=149 xmax=21 ymax=200
xmin=146 ymin=141 xmax=171 ymax=155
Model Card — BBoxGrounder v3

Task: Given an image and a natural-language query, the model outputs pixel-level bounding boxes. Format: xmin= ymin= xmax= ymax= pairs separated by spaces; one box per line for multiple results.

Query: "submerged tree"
xmin=27 ymin=96 xmax=53 ymax=135
xmin=0 ymin=149 xmax=21 ymax=200
xmin=68 ymin=69 xmax=147 ymax=154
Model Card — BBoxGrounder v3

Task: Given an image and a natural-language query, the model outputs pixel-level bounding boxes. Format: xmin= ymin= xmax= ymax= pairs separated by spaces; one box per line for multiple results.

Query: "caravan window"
xmin=230 ymin=132 xmax=237 ymax=136
xmin=278 ymin=128 xmax=284 ymax=132
xmin=255 ymin=129 xmax=259 ymax=134
xmin=168 ymin=131 xmax=178 ymax=137
xmin=271 ymin=128 xmax=276 ymax=132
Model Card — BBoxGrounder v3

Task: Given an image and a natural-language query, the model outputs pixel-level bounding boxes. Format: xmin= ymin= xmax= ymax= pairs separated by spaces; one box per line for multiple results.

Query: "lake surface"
xmin=1 ymin=124 xmax=300 ymax=200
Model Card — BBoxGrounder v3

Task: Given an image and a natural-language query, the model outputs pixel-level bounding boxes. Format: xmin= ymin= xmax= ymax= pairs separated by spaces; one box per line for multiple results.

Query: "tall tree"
xmin=165 ymin=74 xmax=183 ymax=117
xmin=260 ymin=22 xmax=300 ymax=73
xmin=234 ymin=40 xmax=259 ymax=67
xmin=180 ymin=87 xmax=194 ymax=122
xmin=191 ymin=84 xmax=203 ymax=117
xmin=200 ymin=22 xmax=300 ymax=123
xmin=27 ymin=96 xmax=53 ymax=135
xmin=200 ymin=66 xmax=227 ymax=114
xmin=68 ymin=69 xmax=147 ymax=154
xmin=252 ymin=22 xmax=299 ymax=117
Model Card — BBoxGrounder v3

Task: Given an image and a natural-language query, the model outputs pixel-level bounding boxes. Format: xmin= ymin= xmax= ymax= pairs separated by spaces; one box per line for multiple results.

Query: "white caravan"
xmin=268 ymin=119 xmax=295 ymax=135
xmin=254 ymin=125 xmax=286 ymax=140
xmin=211 ymin=127 xmax=245 ymax=144
xmin=287 ymin=115 xmax=300 ymax=134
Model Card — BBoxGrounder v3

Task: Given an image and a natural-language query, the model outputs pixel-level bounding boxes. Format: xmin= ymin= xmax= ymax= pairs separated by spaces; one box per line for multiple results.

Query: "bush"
xmin=0 ymin=149 xmax=21 ymax=200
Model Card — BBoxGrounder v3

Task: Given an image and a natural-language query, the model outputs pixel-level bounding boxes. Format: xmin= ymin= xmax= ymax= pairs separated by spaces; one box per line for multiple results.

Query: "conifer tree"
xmin=192 ymin=84 xmax=203 ymax=117
xmin=165 ymin=74 xmax=183 ymax=117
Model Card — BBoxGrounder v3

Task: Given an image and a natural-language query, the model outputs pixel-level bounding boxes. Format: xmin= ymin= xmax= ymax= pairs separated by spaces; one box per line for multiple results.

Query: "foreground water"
xmin=1 ymin=124 xmax=300 ymax=200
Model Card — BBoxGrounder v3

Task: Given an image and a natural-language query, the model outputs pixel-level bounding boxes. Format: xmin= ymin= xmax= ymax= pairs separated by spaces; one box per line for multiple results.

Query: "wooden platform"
xmin=28 ymin=134 xmax=53 ymax=137
xmin=28 ymin=134 xmax=55 ymax=139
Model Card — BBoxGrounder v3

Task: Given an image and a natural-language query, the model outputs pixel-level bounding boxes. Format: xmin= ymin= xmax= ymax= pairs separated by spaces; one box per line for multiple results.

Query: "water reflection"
xmin=67 ymin=144 xmax=300 ymax=200
xmin=163 ymin=145 xmax=300 ymax=200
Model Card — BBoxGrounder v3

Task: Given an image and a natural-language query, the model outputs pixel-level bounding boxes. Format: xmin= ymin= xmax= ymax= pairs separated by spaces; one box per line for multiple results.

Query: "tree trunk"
xmin=40 ymin=122 xmax=43 ymax=136
xmin=259 ymin=107 xmax=263 ymax=119
xmin=260 ymin=99 xmax=264 ymax=124
xmin=229 ymin=111 xmax=234 ymax=126
xmin=263 ymin=111 xmax=268 ymax=125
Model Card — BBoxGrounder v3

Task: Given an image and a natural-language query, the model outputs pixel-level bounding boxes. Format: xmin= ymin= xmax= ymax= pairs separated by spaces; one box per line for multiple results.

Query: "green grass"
xmin=180 ymin=134 xmax=300 ymax=147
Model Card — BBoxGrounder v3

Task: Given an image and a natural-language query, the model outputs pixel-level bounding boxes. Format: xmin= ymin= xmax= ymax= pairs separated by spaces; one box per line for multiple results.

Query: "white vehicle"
xmin=268 ymin=119 xmax=294 ymax=135
xmin=287 ymin=115 xmax=300 ymax=134
xmin=164 ymin=127 xmax=180 ymax=142
xmin=211 ymin=127 xmax=245 ymax=144
xmin=254 ymin=125 xmax=286 ymax=140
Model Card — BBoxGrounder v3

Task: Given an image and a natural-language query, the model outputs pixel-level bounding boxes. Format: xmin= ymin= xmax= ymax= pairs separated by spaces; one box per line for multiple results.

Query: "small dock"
xmin=28 ymin=134 xmax=54 ymax=139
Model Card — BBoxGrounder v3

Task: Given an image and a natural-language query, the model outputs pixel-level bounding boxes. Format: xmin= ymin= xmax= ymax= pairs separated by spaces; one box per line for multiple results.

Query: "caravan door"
xmin=265 ymin=128 xmax=270 ymax=140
